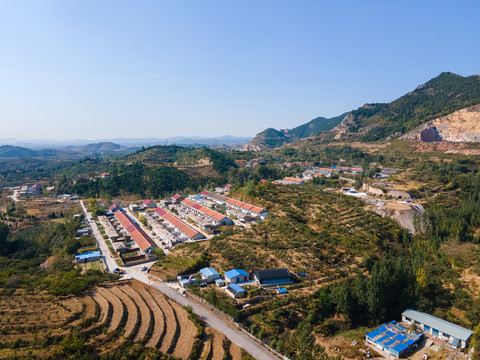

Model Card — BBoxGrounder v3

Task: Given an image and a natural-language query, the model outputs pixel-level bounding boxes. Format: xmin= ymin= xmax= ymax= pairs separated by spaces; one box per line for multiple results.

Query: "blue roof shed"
xmin=75 ymin=251 xmax=101 ymax=263
xmin=199 ymin=267 xmax=220 ymax=279
xmin=225 ymin=269 xmax=248 ymax=278
xmin=226 ymin=283 xmax=246 ymax=297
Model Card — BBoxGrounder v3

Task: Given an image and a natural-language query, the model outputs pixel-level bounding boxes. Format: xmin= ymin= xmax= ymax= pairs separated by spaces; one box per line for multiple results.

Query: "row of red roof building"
xmin=200 ymin=191 xmax=268 ymax=218
xmin=154 ymin=207 xmax=205 ymax=241
xmin=172 ymin=195 xmax=233 ymax=226
xmin=109 ymin=205 xmax=157 ymax=253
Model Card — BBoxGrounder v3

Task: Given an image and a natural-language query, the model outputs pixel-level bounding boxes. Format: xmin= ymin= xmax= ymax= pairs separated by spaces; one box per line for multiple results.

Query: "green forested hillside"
xmin=353 ymin=72 xmax=480 ymax=141
xmin=290 ymin=113 xmax=347 ymax=138
xmin=249 ymin=128 xmax=295 ymax=149
xmin=247 ymin=113 xmax=347 ymax=150
xmin=57 ymin=146 xmax=242 ymax=198
xmin=0 ymin=145 xmax=44 ymax=158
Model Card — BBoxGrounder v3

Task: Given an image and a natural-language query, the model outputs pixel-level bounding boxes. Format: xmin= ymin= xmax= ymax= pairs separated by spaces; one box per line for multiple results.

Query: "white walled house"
xmin=402 ymin=309 xmax=473 ymax=349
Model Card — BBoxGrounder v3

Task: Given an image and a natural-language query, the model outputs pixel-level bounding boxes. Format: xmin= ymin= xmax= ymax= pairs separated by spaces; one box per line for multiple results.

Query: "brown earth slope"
xmin=402 ymin=104 xmax=480 ymax=142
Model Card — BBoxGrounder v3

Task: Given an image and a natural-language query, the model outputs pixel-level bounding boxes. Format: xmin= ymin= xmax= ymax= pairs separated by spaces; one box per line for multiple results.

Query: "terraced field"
xmin=0 ymin=281 xmax=253 ymax=359
xmin=200 ymin=328 xmax=245 ymax=360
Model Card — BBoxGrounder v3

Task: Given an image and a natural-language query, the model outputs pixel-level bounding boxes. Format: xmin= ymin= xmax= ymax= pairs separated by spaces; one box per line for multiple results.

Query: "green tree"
xmin=0 ymin=221 xmax=9 ymax=255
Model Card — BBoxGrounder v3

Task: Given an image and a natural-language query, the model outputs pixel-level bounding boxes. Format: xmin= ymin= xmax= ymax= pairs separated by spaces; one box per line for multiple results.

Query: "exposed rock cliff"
xmin=401 ymin=104 xmax=480 ymax=142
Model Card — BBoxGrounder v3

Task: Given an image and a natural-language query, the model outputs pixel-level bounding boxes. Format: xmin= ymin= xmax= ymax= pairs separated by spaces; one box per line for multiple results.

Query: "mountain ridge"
xmin=242 ymin=113 xmax=348 ymax=150
xmin=334 ymin=72 xmax=480 ymax=141
xmin=0 ymin=142 xmax=137 ymax=159
xmin=244 ymin=72 xmax=480 ymax=151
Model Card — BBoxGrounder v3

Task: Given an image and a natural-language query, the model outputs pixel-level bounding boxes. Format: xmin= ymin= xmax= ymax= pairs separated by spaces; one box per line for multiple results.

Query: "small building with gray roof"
xmin=402 ymin=309 xmax=474 ymax=349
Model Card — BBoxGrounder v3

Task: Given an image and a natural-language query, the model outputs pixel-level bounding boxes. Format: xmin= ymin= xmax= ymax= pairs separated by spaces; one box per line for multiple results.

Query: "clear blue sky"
xmin=0 ymin=0 xmax=479 ymax=140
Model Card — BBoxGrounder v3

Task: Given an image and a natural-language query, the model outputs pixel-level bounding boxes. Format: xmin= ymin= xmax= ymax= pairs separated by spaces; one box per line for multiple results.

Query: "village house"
xmin=143 ymin=200 xmax=157 ymax=209
xmin=199 ymin=267 xmax=221 ymax=283
xmin=225 ymin=283 xmax=246 ymax=299
xmin=154 ymin=207 xmax=206 ymax=241
xmin=200 ymin=191 xmax=268 ymax=219
xmin=179 ymin=197 xmax=233 ymax=226
xmin=224 ymin=269 xmax=249 ymax=284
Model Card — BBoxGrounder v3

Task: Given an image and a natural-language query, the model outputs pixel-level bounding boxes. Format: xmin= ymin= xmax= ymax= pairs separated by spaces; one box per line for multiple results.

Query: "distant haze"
xmin=0 ymin=1 xmax=479 ymax=139
xmin=0 ymin=136 xmax=252 ymax=149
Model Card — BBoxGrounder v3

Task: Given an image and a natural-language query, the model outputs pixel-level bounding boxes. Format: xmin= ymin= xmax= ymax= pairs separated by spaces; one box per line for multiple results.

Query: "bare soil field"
xmin=96 ymin=286 xmax=124 ymax=332
xmin=91 ymin=291 xmax=110 ymax=326
xmin=0 ymin=289 xmax=70 ymax=343
xmin=109 ymin=286 xmax=138 ymax=338
xmin=210 ymin=328 xmax=226 ymax=360
xmin=169 ymin=298 xmax=196 ymax=359
xmin=0 ymin=280 xmax=254 ymax=359
xmin=122 ymin=284 xmax=151 ymax=341
xmin=138 ymin=287 xmax=165 ymax=348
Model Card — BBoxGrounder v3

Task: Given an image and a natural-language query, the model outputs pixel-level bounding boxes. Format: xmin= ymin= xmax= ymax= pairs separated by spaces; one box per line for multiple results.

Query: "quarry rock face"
xmin=420 ymin=126 xmax=442 ymax=142
xmin=402 ymin=104 xmax=480 ymax=143
xmin=333 ymin=113 xmax=356 ymax=134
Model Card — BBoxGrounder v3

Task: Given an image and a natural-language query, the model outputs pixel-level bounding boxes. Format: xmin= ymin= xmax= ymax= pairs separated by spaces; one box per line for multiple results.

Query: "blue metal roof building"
xmin=225 ymin=269 xmax=248 ymax=278
xmin=199 ymin=267 xmax=220 ymax=281
xmin=226 ymin=283 xmax=246 ymax=298
xmin=224 ymin=269 xmax=249 ymax=283
xmin=402 ymin=309 xmax=474 ymax=349
xmin=200 ymin=267 xmax=220 ymax=278
xmin=366 ymin=321 xmax=423 ymax=358
xmin=74 ymin=251 xmax=101 ymax=263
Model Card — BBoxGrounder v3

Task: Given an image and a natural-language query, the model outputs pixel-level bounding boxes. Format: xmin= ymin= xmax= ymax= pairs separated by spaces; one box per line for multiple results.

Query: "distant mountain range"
xmin=0 ymin=142 xmax=137 ymax=159
xmin=244 ymin=72 xmax=480 ymax=150
xmin=0 ymin=136 xmax=253 ymax=159
xmin=0 ymin=136 xmax=252 ymax=150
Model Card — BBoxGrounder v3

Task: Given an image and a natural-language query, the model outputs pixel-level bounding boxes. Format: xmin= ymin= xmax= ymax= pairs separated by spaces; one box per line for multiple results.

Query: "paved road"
xmin=79 ymin=200 xmax=119 ymax=272
xmin=127 ymin=269 xmax=281 ymax=360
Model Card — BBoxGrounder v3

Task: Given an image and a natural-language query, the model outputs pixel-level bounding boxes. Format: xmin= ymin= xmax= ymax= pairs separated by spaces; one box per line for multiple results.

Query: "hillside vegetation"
xmin=340 ymin=72 xmax=480 ymax=141
xmin=57 ymin=146 xmax=241 ymax=198
xmin=244 ymin=113 xmax=347 ymax=150
xmin=154 ymin=145 xmax=480 ymax=359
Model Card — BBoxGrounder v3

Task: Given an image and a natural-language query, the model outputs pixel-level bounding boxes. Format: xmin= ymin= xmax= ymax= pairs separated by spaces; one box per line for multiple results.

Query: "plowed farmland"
xmin=0 ymin=281 xmax=254 ymax=359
